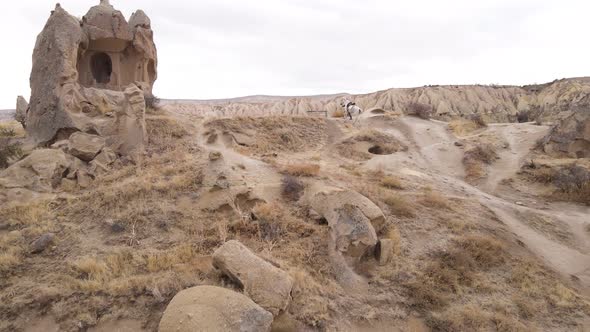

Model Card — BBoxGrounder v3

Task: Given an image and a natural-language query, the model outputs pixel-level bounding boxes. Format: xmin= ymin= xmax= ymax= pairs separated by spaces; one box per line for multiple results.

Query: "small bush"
xmin=0 ymin=127 xmax=16 ymax=137
xmin=464 ymin=144 xmax=498 ymax=165
xmin=381 ymin=175 xmax=404 ymax=189
xmin=145 ymin=94 xmax=161 ymax=111
xmin=252 ymin=202 xmax=286 ymax=241
xmin=468 ymin=114 xmax=487 ymax=127
xmin=282 ymin=175 xmax=304 ymax=201
xmin=382 ymin=192 xmax=415 ymax=217
xmin=552 ymin=164 xmax=590 ymax=204
xmin=0 ymin=143 xmax=23 ymax=169
xmin=332 ymin=109 xmax=345 ymax=118
xmin=408 ymin=102 xmax=434 ymax=119
xmin=283 ymin=163 xmax=320 ymax=177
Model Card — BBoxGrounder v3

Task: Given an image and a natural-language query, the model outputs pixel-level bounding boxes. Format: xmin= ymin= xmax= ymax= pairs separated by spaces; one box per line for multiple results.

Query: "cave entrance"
xmin=91 ymin=52 xmax=112 ymax=84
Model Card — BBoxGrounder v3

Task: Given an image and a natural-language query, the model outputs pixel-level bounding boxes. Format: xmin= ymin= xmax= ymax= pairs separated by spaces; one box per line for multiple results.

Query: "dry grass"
xmin=0 ymin=121 xmax=25 ymax=138
xmin=283 ymin=163 xmax=320 ymax=177
xmin=382 ymin=192 xmax=416 ymax=218
xmin=463 ymin=144 xmax=498 ymax=180
xmin=381 ymin=175 xmax=404 ymax=189
xmin=420 ymin=190 xmax=452 ymax=210
xmin=449 ymin=118 xmax=485 ymax=136
xmin=205 ymin=117 xmax=328 ymax=155
xmin=282 ymin=175 xmax=305 ymax=201
xmin=332 ymin=109 xmax=345 ymax=118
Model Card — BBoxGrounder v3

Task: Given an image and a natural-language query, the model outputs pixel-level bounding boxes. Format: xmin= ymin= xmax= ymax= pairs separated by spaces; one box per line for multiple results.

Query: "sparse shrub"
xmin=408 ymin=102 xmax=434 ymax=119
xmin=252 ymin=202 xmax=286 ymax=241
xmin=282 ymin=175 xmax=304 ymax=201
xmin=0 ymin=126 xmax=16 ymax=137
xmin=145 ymin=94 xmax=161 ymax=111
xmin=0 ymin=142 xmax=23 ymax=169
xmin=420 ymin=190 xmax=452 ymax=210
xmin=552 ymin=164 xmax=590 ymax=204
xmin=469 ymin=114 xmax=487 ymax=127
xmin=382 ymin=192 xmax=415 ymax=217
xmin=332 ymin=109 xmax=345 ymax=118
xmin=463 ymin=144 xmax=498 ymax=179
xmin=283 ymin=163 xmax=320 ymax=177
xmin=381 ymin=175 xmax=404 ymax=189
xmin=464 ymin=144 xmax=498 ymax=165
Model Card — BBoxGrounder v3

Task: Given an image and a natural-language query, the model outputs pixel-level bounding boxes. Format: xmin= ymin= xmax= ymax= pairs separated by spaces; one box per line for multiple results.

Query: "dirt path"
xmin=361 ymin=115 xmax=590 ymax=288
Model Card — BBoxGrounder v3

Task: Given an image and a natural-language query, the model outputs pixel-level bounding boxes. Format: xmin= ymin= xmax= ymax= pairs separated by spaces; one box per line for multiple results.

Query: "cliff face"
xmin=165 ymin=77 xmax=590 ymax=123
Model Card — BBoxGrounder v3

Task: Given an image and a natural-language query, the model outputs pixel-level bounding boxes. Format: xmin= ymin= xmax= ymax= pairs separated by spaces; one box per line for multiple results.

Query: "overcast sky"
xmin=0 ymin=0 xmax=588 ymax=108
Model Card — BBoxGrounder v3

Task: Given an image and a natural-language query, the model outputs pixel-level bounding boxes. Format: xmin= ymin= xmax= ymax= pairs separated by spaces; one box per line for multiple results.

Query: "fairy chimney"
xmin=26 ymin=1 xmax=157 ymax=156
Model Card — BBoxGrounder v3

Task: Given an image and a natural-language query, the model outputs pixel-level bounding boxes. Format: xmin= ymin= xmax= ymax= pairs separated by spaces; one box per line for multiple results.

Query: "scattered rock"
xmin=51 ymin=140 xmax=70 ymax=152
xmin=213 ymin=240 xmax=293 ymax=316
xmin=0 ymin=223 xmax=10 ymax=231
xmin=159 ymin=285 xmax=273 ymax=332
xmin=15 ymin=96 xmax=28 ymax=128
xmin=30 ymin=233 xmax=55 ymax=254
xmin=515 ymin=201 xmax=526 ymax=207
xmin=454 ymin=141 xmax=464 ymax=147
xmin=68 ymin=132 xmax=106 ymax=162
xmin=209 ymin=151 xmax=223 ymax=161
xmin=375 ymin=239 xmax=394 ymax=266
xmin=0 ymin=149 xmax=71 ymax=192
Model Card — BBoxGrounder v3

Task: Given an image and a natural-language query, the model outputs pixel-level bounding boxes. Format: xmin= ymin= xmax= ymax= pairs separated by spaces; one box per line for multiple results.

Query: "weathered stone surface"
xmin=213 ymin=241 xmax=293 ymax=316
xmin=30 ymin=233 xmax=55 ymax=254
xmin=543 ymin=111 xmax=590 ymax=158
xmin=331 ymin=204 xmax=379 ymax=260
xmin=68 ymin=132 xmax=106 ymax=161
xmin=0 ymin=149 xmax=70 ymax=192
xmin=89 ymin=147 xmax=117 ymax=174
xmin=159 ymin=286 xmax=273 ymax=332
xmin=82 ymin=1 xmax=132 ymax=41
xmin=375 ymin=239 xmax=394 ymax=266
xmin=26 ymin=4 xmax=86 ymax=145
xmin=15 ymin=96 xmax=28 ymax=128
xmin=26 ymin=2 xmax=156 ymax=154
xmin=311 ymin=189 xmax=386 ymax=232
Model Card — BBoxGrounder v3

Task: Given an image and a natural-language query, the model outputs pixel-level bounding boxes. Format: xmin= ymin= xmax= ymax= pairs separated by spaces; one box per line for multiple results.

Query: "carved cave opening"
xmin=91 ymin=52 xmax=113 ymax=84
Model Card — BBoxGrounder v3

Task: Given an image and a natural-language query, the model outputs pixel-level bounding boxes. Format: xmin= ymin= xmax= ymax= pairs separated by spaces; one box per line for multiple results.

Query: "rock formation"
xmin=25 ymin=1 xmax=157 ymax=156
xmin=166 ymin=77 xmax=590 ymax=122
xmin=213 ymin=240 xmax=294 ymax=316
xmin=542 ymin=111 xmax=590 ymax=158
xmin=15 ymin=96 xmax=28 ymax=128
xmin=159 ymin=286 xmax=273 ymax=332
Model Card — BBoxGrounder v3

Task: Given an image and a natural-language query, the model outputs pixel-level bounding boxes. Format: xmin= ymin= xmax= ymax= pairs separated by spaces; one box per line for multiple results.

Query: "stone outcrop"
xmin=542 ymin=111 xmax=590 ymax=158
xmin=25 ymin=1 xmax=157 ymax=156
xmin=0 ymin=149 xmax=70 ymax=192
xmin=68 ymin=132 xmax=106 ymax=161
xmin=15 ymin=96 xmax=28 ymax=128
xmin=213 ymin=240 xmax=293 ymax=316
xmin=310 ymin=188 xmax=383 ymax=257
xmin=159 ymin=286 xmax=273 ymax=332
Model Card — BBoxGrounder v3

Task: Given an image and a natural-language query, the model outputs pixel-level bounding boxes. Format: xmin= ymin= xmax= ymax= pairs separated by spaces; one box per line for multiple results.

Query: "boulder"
xmin=375 ymin=239 xmax=394 ymax=266
xmin=15 ymin=96 xmax=28 ymax=128
xmin=159 ymin=286 xmax=273 ymax=332
xmin=68 ymin=132 xmax=106 ymax=161
xmin=307 ymin=188 xmax=381 ymax=261
xmin=310 ymin=189 xmax=386 ymax=232
xmin=331 ymin=204 xmax=378 ymax=260
xmin=89 ymin=147 xmax=117 ymax=174
xmin=30 ymin=233 xmax=55 ymax=254
xmin=213 ymin=240 xmax=293 ymax=316
xmin=0 ymin=149 xmax=70 ymax=192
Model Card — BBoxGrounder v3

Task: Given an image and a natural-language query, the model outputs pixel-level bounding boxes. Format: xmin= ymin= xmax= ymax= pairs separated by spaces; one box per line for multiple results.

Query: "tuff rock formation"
xmin=15 ymin=96 xmax=28 ymax=128
xmin=542 ymin=111 xmax=590 ymax=158
xmin=159 ymin=286 xmax=273 ymax=332
xmin=213 ymin=240 xmax=294 ymax=316
xmin=26 ymin=1 xmax=157 ymax=156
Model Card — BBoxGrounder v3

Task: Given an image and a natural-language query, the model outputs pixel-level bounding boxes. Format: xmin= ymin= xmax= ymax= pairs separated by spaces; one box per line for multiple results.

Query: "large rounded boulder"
xmin=159 ymin=286 xmax=273 ymax=332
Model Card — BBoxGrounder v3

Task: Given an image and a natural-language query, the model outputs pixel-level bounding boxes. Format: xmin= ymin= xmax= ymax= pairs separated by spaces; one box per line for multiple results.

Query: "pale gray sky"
xmin=1 ymin=0 xmax=588 ymax=108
